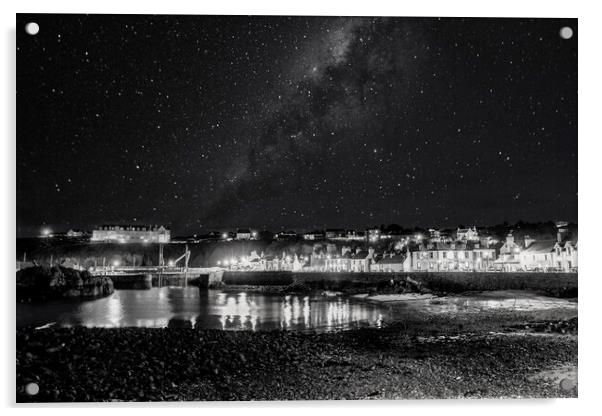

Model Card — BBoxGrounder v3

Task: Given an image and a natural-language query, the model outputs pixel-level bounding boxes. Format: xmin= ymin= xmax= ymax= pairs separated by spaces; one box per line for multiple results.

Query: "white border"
xmin=2 ymin=1 xmax=600 ymax=415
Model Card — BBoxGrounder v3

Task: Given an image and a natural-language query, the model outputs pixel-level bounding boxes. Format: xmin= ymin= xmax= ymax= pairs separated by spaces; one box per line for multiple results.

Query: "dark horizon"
xmin=17 ymin=15 xmax=577 ymax=238
xmin=16 ymin=219 xmax=578 ymax=239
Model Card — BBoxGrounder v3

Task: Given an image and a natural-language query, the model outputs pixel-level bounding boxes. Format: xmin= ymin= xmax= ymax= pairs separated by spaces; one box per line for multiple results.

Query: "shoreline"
xmin=17 ymin=309 xmax=577 ymax=402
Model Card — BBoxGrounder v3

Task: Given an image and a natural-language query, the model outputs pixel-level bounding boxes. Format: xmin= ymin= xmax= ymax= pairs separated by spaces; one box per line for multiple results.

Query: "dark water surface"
xmin=17 ymin=287 xmax=390 ymax=332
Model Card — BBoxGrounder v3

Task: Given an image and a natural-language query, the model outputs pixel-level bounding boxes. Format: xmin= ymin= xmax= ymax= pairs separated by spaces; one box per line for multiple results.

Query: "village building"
xmin=235 ymin=228 xmax=252 ymax=240
xmin=519 ymin=240 xmax=557 ymax=271
xmin=409 ymin=241 xmax=496 ymax=272
xmin=325 ymin=229 xmax=346 ymax=239
xmin=303 ymin=230 xmax=325 ymax=241
xmin=343 ymin=230 xmax=364 ymax=241
xmin=276 ymin=230 xmax=298 ymax=239
xmin=427 ymin=229 xmax=452 ymax=243
xmin=66 ymin=229 xmax=88 ymax=238
xmin=366 ymin=228 xmax=381 ymax=242
xmin=518 ymin=222 xmax=578 ymax=272
xmin=324 ymin=251 xmax=353 ymax=272
xmin=91 ymin=224 xmax=170 ymax=243
xmin=493 ymin=233 xmax=526 ymax=272
xmin=350 ymin=247 xmax=375 ymax=272
xmin=371 ymin=253 xmax=407 ymax=272
xmin=555 ymin=239 xmax=578 ymax=272
xmin=519 ymin=237 xmax=578 ymax=272
xmin=455 ymin=226 xmax=480 ymax=242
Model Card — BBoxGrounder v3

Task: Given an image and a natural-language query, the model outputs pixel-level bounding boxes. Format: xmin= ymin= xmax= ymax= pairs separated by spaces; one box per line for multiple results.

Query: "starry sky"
xmin=16 ymin=14 xmax=577 ymax=237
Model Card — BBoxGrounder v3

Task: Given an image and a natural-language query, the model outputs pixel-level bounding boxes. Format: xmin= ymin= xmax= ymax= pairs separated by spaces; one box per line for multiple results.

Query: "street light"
xmin=41 ymin=228 xmax=51 ymax=237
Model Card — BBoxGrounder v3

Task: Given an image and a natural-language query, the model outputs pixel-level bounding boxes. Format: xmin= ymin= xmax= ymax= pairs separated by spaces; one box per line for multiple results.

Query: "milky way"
xmin=16 ymin=15 xmax=577 ymax=236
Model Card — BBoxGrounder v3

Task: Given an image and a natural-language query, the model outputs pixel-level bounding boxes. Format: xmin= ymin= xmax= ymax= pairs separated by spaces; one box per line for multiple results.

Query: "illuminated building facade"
xmin=410 ymin=242 xmax=496 ymax=272
xmin=91 ymin=225 xmax=170 ymax=243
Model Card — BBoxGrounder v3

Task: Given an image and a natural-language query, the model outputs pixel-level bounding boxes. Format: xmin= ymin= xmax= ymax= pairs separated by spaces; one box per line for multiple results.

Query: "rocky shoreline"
xmin=17 ymin=266 xmax=114 ymax=301
xmin=16 ymin=312 xmax=577 ymax=402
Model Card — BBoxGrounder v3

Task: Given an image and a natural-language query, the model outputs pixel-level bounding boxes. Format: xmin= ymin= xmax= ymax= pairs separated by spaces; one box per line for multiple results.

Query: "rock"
xmin=17 ymin=266 xmax=114 ymax=301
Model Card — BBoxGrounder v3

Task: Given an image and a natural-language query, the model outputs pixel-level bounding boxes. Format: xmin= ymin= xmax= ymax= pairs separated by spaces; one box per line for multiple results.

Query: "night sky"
xmin=16 ymin=15 xmax=577 ymax=236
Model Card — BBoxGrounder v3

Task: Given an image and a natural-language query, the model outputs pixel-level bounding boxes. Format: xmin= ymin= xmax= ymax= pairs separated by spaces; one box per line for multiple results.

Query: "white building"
xmin=91 ymin=225 xmax=170 ymax=243
xmin=350 ymin=248 xmax=375 ymax=272
xmin=410 ymin=242 xmax=496 ymax=272
xmin=456 ymin=226 xmax=479 ymax=242
xmin=371 ymin=253 xmax=407 ymax=272
xmin=519 ymin=238 xmax=578 ymax=272
xmin=554 ymin=240 xmax=578 ymax=272
xmin=493 ymin=233 xmax=524 ymax=272
xmin=519 ymin=240 xmax=557 ymax=271
xmin=303 ymin=231 xmax=325 ymax=240
xmin=235 ymin=229 xmax=252 ymax=240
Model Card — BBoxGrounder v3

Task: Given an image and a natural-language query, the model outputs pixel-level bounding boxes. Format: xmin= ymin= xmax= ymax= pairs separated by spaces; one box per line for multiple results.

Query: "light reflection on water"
xmin=16 ymin=288 xmax=389 ymax=332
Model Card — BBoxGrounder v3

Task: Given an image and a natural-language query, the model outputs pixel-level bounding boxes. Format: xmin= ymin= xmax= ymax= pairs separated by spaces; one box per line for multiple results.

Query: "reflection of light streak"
xmin=216 ymin=292 xmax=226 ymax=304
xmin=106 ymin=295 xmax=123 ymax=327
xmin=282 ymin=297 xmax=292 ymax=329
xmin=303 ymin=296 xmax=310 ymax=326
xmin=217 ymin=292 xmax=259 ymax=330
xmin=292 ymin=296 xmax=301 ymax=323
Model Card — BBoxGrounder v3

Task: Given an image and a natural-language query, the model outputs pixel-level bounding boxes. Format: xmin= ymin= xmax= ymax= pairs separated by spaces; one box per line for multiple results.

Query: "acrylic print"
xmin=16 ymin=14 xmax=577 ymax=401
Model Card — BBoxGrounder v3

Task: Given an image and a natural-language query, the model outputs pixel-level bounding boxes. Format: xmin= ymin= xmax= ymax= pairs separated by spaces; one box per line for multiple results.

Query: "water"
xmin=17 ymin=288 xmax=390 ymax=332
xmin=17 ymin=288 xmax=576 ymax=332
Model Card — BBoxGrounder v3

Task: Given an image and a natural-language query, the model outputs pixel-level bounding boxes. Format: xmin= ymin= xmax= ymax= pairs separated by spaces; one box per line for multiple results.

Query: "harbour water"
xmin=17 ymin=287 xmax=390 ymax=332
xmin=17 ymin=287 xmax=577 ymax=332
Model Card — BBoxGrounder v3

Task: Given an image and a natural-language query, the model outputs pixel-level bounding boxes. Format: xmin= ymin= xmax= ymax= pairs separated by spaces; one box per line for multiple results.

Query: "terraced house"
xmin=409 ymin=241 xmax=496 ymax=272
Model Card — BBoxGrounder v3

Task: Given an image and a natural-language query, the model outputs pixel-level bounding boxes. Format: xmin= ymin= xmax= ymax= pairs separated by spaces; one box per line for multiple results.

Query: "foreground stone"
xmin=16 ymin=315 xmax=577 ymax=402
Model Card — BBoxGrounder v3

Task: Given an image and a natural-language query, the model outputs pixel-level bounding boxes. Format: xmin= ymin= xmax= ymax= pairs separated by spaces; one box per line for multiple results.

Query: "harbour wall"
xmin=223 ymin=271 xmax=577 ymax=296
xmin=110 ymin=270 xmax=224 ymax=289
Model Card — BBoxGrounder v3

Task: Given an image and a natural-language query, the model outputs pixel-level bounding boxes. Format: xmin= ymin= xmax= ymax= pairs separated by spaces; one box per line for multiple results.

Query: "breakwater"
xmin=109 ymin=270 xmax=224 ymax=289
xmin=223 ymin=271 xmax=577 ymax=296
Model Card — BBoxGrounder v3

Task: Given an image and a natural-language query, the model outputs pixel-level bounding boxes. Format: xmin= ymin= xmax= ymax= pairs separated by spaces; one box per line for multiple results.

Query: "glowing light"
xmin=168 ymin=260 xmax=175 ymax=267
xmin=112 ymin=260 xmax=120 ymax=267
xmin=41 ymin=228 xmax=51 ymax=237
xmin=223 ymin=260 xmax=229 ymax=266
xmin=251 ymin=231 xmax=258 ymax=238
xmin=222 ymin=233 xmax=228 ymax=239
xmin=217 ymin=260 xmax=221 ymax=266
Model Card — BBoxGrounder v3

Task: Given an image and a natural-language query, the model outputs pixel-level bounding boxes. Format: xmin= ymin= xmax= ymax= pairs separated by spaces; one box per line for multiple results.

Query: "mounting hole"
xmin=560 ymin=377 xmax=576 ymax=390
xmin=25 ymin=382 xmax=39 ymax=396
xmin=559 ymin=26 xmax=573 ymax=40
xmin=25 ymin=22 xmax=39 ymax=36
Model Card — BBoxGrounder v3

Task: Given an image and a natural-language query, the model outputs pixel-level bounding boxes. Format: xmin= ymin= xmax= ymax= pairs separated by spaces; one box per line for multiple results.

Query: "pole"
xmin=184 ymin=244 xmax=189 ymax=287
xmin=159 ymin=243 xmax=164 ymax=287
